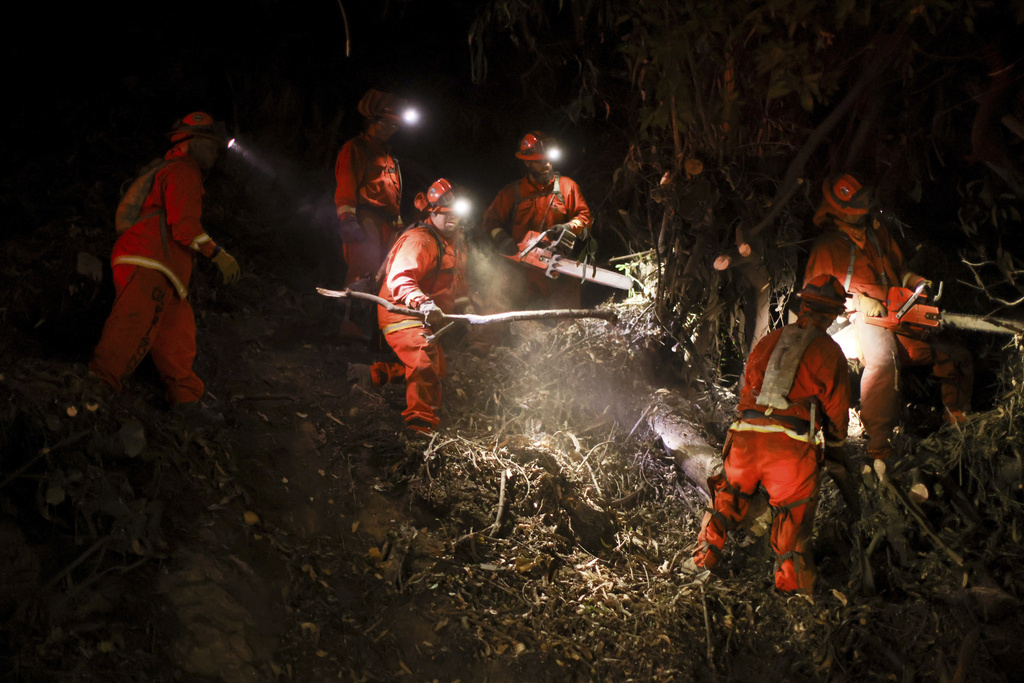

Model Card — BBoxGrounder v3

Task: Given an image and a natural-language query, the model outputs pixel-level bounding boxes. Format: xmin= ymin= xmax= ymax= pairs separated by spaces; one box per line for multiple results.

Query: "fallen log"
xmin=646 ymin=393 xmax=722 ymax=496
xmin=644 ymin=392 xmax=775 ymax=533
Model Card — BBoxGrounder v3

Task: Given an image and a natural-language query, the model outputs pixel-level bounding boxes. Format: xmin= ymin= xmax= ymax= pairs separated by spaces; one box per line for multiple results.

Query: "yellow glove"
xmin=212 ymin=249 xmax=240 ymax=284
xmin=858 ymin=293 xmax=886 ymax=317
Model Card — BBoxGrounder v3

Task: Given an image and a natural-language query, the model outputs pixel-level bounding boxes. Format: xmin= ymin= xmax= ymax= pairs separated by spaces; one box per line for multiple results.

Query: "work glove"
xmin=545 ymin=224 xmax=576 ymax=256
xmin=338 ymin=214 xmax=365 ymax=243
xmin=909 ymin=274 xmax=933 ymax=293
xmin=212 ymin=249 xmax=240 ymax=284
xmin=418 ymin=300 xmax=445 ymax=329
xmin=858 ymin=293 xmax=886 ymax=317
xmin=495 ymin=233 xmax=519 ymax=256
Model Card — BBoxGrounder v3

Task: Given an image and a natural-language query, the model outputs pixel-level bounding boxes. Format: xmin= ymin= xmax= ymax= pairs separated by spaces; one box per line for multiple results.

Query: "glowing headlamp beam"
xmin=402 ymin=108 xmax=420 ymax=126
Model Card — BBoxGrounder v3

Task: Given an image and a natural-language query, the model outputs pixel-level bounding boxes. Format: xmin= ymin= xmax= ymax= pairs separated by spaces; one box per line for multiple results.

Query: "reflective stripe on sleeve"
xmin=190 ymin=233 xmax=212 ymax=251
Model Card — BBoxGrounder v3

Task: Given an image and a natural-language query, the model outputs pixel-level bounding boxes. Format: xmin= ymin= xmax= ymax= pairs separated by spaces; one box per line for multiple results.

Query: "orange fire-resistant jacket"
xmin=111 ymin=147 xmax=219 ymax=298
xmin=333 ymin=132 xmax=401 ymax=220
xmin=804 ymin=217 xmax=926 ymax=312
xmin=377 ymin=223 xmax=468 ymax=335
xmin=482 ymin=173 xmax=591 ymax=243
xmin=737 ymin=317 xmax=851 ymax=444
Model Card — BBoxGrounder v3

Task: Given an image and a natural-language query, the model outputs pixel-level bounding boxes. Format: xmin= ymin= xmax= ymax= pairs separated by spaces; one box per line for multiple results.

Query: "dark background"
xmin=3 ymin=1 xmax=608 ymax=246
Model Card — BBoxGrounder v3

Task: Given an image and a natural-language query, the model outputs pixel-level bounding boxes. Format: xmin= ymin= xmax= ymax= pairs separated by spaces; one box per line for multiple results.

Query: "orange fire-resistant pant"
xmin=90 ymin=266 xmax=204 ymax=405
xmin=369 ymin=325 xmax=446 ymax=432
xmin=694 ymin=429 xmax=821 ymax=593
xmin=855 ymin=315 xmax=973 ymax=454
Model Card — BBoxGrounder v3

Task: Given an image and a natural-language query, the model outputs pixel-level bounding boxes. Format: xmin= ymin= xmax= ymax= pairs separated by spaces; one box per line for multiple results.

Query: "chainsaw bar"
xmin=940 ymin=312 xmax=1024 ymax=335
xmin=503 ymin=230 xmax=633 ymax=290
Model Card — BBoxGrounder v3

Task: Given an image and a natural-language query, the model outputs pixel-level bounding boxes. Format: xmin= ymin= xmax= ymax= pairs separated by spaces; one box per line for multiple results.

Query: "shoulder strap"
xmin=504 ymin=181 xmax=523 ymax=233
xmin=421 ymin=223 xmax=447 ymax=289
xmin=864 ymin=224 xmax=890 ymax=288
xmin=393 ymin=156 xmax=402 ymax=205
xmin=114 ymin=157 xmax=175 ymax=234
xmin=835 ymin=231 xmax=861 ymax=293
xmin=538 ymin=175 xmax=560 ymax=232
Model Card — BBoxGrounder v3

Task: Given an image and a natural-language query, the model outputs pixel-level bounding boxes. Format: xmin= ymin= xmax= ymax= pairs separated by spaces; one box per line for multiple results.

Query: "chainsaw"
xmin=502 ymin=229 xmax=633 ymax=290
xmin=864 ymin=282 xmax=1024 ymax=336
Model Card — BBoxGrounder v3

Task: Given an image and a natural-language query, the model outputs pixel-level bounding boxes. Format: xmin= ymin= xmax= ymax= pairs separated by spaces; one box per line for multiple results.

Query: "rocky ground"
xmin=2 ymin=216 xmax=1024 ymax=683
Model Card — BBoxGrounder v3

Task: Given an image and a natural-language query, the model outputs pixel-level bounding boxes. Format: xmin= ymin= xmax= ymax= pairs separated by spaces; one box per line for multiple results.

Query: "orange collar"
xmin=837 ymin=223 xmax=867 ymax=250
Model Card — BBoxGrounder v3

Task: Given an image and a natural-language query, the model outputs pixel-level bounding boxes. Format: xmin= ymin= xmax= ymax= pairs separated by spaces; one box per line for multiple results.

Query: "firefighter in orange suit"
xmin=90 ymin=112 xmax=240 ymax=407
xmin=353 ymin=179 xmax=469 ymax=434
xmin=803 ymin=174 xmax=972 ymax=460
xmin=481 ymin=131 xmax=591 ymax=310
xmin=690 ymin=275 xmax=851 ymax=594
xmin=334 ymin=89 xmax=409 ymax=338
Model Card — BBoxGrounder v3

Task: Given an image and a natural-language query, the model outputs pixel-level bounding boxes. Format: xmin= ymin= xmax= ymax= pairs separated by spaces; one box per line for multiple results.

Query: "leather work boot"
xmin=346 ymin=363 xmax=375 ymax=390
xmin=680 ymin=557 xmax=713 ymax=583
xmin=171 ymin=400 xmax=224 ymax=426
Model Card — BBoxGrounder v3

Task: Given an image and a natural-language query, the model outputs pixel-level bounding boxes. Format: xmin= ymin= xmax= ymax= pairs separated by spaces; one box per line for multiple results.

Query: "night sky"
xmin=4 ymin=1 xmax=605 ymax=242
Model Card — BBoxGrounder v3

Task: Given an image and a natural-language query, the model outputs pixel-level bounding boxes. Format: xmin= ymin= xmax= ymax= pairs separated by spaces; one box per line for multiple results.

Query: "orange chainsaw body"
xmin=863 ymin=286 xmax=941 ymax=336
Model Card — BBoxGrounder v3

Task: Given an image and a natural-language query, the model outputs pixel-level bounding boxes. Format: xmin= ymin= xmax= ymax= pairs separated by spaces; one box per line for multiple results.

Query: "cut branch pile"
xmin=376 ymin=315 xmax=1024 ymax=681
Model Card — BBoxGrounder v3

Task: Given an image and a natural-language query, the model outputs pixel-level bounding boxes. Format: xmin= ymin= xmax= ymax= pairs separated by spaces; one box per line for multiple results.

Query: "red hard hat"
xmin=414 ymin=178 xmax=466 ymax=214
xmin=516 ymin=131 xmax=555 ymax=161
xmin=798 ymin=274 xmax=849 ymax=314
xmin=357 ymin=89 xmax=403 ymax=120
xmin=426 ymin=178 xmax=455 ymax=211
xmin=168 ymin=112 xmax=227 ymax=145
xmin=821 ymin=174 xmax=873 ymax=221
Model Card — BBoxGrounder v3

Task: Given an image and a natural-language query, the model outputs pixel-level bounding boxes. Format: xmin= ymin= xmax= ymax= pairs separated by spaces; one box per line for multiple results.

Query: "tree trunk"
xmin=647 ymin=394 xmax=722 ymax=494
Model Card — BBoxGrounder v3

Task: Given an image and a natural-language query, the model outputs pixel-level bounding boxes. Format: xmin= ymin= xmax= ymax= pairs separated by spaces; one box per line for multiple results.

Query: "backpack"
xmin=114 ymin=158 xmax=174 ymax=234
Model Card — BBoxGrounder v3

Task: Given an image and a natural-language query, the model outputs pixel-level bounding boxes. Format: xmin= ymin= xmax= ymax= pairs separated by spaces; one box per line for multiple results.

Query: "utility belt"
xmin=740 ymin=409 xmax=811 ymax=435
